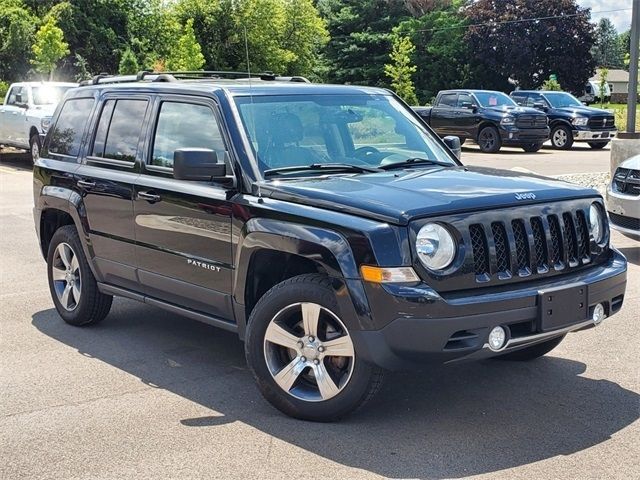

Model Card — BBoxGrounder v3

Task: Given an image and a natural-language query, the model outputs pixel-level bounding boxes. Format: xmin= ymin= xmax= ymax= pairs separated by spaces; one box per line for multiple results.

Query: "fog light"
xmin=592 ymin=303 xmax=605 ymax=324
xmin=488 ymin=326 xmax=507 ymax=351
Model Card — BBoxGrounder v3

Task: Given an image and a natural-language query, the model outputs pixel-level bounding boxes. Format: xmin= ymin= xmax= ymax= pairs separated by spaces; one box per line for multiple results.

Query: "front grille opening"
xmin=575 ymin=210 xmax=591 ymax=262
xmin=547 ymin=214 xmax=564 ymax=269
xmin=530 ymin=217 xmax=548 ymax=273
xmin=444 ymin=330 xmax=480 ymax=350
xmin=469 ymin=224 xmax=490 ymax=278
xmin=491 ymin=222 xmax=511 ymax=274
xmin=611 ymin=295 xmax=624 ymax=313
xmin=511 ymin=219 xmax=531 ymax=275
xmin=507 ymin=320 xmax=536 ymax=338
xmin=562 ymin=212 xmax=579 ymax=265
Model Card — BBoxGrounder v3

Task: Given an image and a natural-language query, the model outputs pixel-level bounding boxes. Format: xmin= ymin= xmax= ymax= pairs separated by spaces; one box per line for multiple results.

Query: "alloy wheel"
xmin=31 ymin=141 xmax=40 ymax=162
xmin=552 ymin=128 xmax=567 ymax=147
xmin=479 ymin=130 xmax=496 ymax=150
xmin=51 ymin=242 xmax=82 ymax=311
xmin=263 ymin=302 xmax=355 ymax=402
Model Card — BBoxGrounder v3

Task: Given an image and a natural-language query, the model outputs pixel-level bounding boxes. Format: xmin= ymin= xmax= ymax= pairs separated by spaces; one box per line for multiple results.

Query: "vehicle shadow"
xmin=618 ymin=245 xmax=639 ymax=266
xmin=32 ymin=301 xmax=639 ymax=479
xmin=461 ymin=146 xmax=552 ymax=155
xmin=0 ymin=150 xmax=32 ymax=171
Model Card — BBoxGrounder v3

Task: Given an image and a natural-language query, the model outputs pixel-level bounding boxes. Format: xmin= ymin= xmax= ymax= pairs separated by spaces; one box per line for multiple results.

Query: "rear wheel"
xmin=522 ymin=143 xmax=543 ymax=152
xmin=245 ymin=274 xmax=383 ymax=421
xmin=478 ymin=126 xmax=502 ymax=153
xmin=550 ymin=125 xmax=573 ymax=149
xmin=588 ymin=141 xmax=609 ymax=149
xmin=495 ymin=335 xmax=565 ymax=361
xmin=29 ymin=134 xmax=40 ymax=164
xmin=47 ymin=225 xmax=112 ymax=326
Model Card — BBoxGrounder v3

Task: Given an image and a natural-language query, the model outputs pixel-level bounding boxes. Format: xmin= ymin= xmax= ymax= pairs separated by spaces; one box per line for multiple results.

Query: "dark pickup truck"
xmin=510 ymin=90 xmax=616 ymax=150
xmin=413 ymin=89 xmax=550 ymax=153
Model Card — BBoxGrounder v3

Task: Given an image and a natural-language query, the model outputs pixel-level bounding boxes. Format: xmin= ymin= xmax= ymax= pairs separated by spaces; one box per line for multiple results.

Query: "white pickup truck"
xmin=0 ymin=82 xmax=77 ymax=162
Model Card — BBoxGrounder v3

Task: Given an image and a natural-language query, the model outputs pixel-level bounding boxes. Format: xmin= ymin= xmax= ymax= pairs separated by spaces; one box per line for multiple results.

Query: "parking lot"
xmin=1 ymin=147 xmax=638 ymax=479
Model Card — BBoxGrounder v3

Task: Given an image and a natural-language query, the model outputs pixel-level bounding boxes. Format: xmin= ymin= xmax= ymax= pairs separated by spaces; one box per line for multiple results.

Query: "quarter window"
xmin=91 ymin=99 xmax=147 ymax=162
xmin=48 ymin=98 xmax=95 ymax=158
xmin=151 ymin=102 xmax=225 ymax=168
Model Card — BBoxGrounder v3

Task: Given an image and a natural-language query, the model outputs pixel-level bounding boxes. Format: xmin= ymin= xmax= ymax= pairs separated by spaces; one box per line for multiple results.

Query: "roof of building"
xmin=589 ymin=69 xmax=630 ymax=83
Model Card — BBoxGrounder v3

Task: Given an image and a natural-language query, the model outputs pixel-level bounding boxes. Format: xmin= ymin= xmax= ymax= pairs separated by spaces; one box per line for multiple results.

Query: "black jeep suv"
xmin=510 ymin=90 xmax=616 ymax=150
xmin=33 ymin=72 xmax=627 ymax=421
xmin=413 ymin=89 xmax=550 ymax=153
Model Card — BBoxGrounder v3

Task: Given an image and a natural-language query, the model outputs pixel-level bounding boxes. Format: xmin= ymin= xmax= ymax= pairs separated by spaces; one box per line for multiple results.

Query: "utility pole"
xmin=627 ymin=0 xmax=639 ymax=133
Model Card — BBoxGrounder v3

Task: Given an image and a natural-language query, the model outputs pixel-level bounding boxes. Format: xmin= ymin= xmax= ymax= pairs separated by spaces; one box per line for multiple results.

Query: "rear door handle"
xmin=77 ymin=179 xmax=96 ymax=189
xmin=138 ymin=191 xmax=161 ymax=202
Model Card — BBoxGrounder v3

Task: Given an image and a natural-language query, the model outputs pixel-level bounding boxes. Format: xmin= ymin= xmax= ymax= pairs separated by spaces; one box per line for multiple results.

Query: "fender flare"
xmin=233 ymin=218 xmax=374 ymax=335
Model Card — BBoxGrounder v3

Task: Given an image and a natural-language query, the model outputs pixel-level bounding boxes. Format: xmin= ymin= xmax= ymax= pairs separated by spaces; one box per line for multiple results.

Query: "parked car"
xmin=0 ymin=81 xmax=77 ymax=162
xmin=510 ymin=90 xmax=616 ymax=150
xmin=33 ymin=72 xmax=627 ymax=421
xmin=578 ymin=80 xmax=611 ymax=105
xmin=413 ymin=89 xmax=549 ymax=153
xmin=606 ymin=155 xmax=640 ymax=239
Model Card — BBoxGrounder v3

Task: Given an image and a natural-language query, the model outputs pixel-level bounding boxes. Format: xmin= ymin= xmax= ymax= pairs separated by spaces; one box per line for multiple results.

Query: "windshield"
xmin=32 ymin=86 xmax=74 ymax=105
xmin=543 ymin=92 xmax=582 ymax=108
xmin=234 ymin=94 xmax=456 ymax=177
xmin=474 ymin=91 xmax=517 ymax=108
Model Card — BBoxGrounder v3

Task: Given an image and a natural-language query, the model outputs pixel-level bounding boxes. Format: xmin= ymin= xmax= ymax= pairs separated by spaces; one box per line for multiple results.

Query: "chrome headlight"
xmin=589 ymin=203 xmax=604 ymax=243
xmin=41 ymin=117 xmax=52 ymax=133
xmin=500 ymin=116 xmax=515 ymax=125
xmin=416 ymin=223 xmax=457 ymax=271
xmin=572 ymin=117 xmax=589 ymax=126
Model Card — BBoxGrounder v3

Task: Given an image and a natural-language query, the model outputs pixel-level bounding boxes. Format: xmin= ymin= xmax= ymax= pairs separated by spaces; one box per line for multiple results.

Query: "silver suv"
xmin=606 ymin=155 xmax=640 ymax=239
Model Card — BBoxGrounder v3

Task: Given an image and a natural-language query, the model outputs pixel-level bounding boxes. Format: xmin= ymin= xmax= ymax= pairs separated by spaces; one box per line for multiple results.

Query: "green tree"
xmin=31 ymin=16 xmax=70 ymax=80
xmin=0 ymin=0 xmax=37 ymax=82
xmin=465 ymin=0 xmax=596 ymax=93
xmin=73 ymin=53 xmax=91 ymax=81
xmin=385 ymin=32 xmax=418 ymax=104
xmin=592 ymin=18 xmax=623 ymax=68
xmin=166 ymin=18 xmax=205 ymax=71
xmin=598 ymin=67 xmax=608 ymax=108
xmin=280 ymin=0 xmax=329 ymax=75
xmin=118 ymin=47 xmax=139 ymax=74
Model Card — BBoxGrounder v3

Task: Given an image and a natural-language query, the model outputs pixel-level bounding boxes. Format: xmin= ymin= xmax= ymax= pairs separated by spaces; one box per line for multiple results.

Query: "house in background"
xmin=590 ymin=69 xmax=630 ymax=103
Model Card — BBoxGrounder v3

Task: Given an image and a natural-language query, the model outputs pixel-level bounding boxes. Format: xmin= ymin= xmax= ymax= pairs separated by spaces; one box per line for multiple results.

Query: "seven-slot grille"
xmin=612 ymin=168 xmax=640 ymax=196
xmin=588 ymin=115 xmax=615 ymax=130
xmin=515 ymin=114 xmax=547 ymax=128
xmin=469 ymin=207 xmax=593 ymax=281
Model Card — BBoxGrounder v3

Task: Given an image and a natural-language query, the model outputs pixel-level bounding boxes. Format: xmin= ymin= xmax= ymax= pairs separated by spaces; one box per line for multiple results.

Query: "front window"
xmin=32 ymin=86 xmax=74 ymax=105
xmin=542 ymin=92 xmax=583 ymax=108
xmin=474 ymin=92 xmax=517 ymax=108
xmin=234 ymin=94 xmax=456 ymax=176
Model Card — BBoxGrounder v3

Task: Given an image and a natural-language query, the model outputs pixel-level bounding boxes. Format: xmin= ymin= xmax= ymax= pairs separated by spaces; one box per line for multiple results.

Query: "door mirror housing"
xmin=443 ymin=135 xmax=461 ymax=160
xmin=173 ymin=148 xmax=227 ymax=181
xmin=533 ymin=102 xmax=548 ymax=112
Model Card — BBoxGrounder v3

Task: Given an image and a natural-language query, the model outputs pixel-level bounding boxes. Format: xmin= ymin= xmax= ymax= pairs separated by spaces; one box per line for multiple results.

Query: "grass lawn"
xmin=596 ymin=102 xmax=640 ymax=132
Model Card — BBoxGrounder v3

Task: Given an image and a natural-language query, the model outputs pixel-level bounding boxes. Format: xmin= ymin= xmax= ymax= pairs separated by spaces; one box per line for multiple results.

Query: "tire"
xmin=550 ymin=125 xmax=573 ymax=149
xmin=29 ymin=134 xmax=41 ymax=164
xmin=522 ymin=143 xmax=543 ymax=152
xmin=245 ymin=273 xmax=384 ymax=421
xmin=458 ymin=137 xmax=466 ymax=146
xmin=47 ymin=225 xmax=112 ymax=326
xmin=477 ymin=126 xmax=502 ymax=153
xmin=588 ymin=142 xmax=609 ymax=149
xmin=495 ymin=335 xmax=565 ymax=361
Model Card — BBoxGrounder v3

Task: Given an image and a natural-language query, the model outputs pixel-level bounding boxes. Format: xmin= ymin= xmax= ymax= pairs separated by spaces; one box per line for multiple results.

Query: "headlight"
xmin=589 ymin=203 xmax=604 ymax=243
xmin=41 ymin=117 xmax=52 ymax=133
xmin=572 ymin=117 xmax=589 ymax=126
xmin=500 ymin=116 xmax=515 ymax=125
xmin=416 ymin=223 xmax=457 ymax=271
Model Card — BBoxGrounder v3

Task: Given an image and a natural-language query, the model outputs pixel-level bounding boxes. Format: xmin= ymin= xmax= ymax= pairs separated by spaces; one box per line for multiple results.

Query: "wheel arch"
xmin=475 ymin=121 xmax=499 ymax=141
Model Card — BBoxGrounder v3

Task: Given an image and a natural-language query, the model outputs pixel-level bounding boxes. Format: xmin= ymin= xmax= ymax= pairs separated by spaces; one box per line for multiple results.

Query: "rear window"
xmin=48 ymin=98 xmax=95 ymax=158
xmin=91 ymin=99 xmax=148 ymax=162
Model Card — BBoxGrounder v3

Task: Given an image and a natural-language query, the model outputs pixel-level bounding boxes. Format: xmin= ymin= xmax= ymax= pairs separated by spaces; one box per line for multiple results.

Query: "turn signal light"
xmin=360 ymin=265 xmax=420 ymax=284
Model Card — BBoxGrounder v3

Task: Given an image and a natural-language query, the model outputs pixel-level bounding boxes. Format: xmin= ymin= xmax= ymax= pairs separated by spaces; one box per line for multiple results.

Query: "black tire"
xmin=522 ymin=143 xmax=543 ymax=152
xmin=458 ymin=137 xmax=466 ymax=146
xmin=245 ymin=273 xmax=384 ymax=421
xmin=29 ymin=133 xmax=41 ymax=164
xmin=494 ymin=335 xmax=565 ymax=361
xmin=47 ymin=225 xmax=112 ymax=326
xmin=477 ymin=126 xmax=502 ymax=153
xmin=550 ymin=125 xmax=573 ymax=150
xmin=588 ymin=142 xmax=609 ymax=149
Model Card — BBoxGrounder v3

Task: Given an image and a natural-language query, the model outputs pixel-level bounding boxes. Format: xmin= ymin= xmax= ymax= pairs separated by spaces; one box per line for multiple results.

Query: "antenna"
xmin=243 ymin=25 xmax=261 ymax=197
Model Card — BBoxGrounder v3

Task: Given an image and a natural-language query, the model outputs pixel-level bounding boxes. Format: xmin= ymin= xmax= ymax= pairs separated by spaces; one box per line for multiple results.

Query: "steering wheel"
xmin=354 ymin=146 xmax=381 ymax=159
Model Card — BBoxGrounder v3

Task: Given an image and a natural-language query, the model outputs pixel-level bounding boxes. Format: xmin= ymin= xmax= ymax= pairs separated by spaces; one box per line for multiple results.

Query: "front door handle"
xmin=77 ymin=179 xmax=96 ymax=189
xmin=138 ymin=191 xmax=161 ymax=202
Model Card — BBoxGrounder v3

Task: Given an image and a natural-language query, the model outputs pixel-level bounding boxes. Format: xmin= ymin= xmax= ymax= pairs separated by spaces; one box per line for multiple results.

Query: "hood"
xmin=484 ymin=105 xmax=543 ymax=116
xmin=261 ymin=166 xmax=598 ymax=225
xmin=29 ymin=104 xmax=58 ymax=116
xmin=551 ymin=105 xmax=612 ymax=116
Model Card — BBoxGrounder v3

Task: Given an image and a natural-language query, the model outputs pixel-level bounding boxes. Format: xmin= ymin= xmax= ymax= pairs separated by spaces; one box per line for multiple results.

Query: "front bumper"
xmin=351 ymin=249 xmax=627 ymax=370
xmin=573 ymin=128 xmax=616 ymax=141
xmin=499 ymin=127 xmax=549 ymax=145
xmin=606 ymin=186 xmax=640 ymax=238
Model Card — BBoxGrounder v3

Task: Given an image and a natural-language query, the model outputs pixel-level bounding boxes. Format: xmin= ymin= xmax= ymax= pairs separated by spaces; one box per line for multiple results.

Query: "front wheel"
xmin=522 ymin=143 xmax=543 ymax=152
xmin=494 ymin=335 xmax=565 ymax=361
xmin=478 ymin=126 xmax=502 ymax=153
xmin=550 ymin=125 xmax=573 ymax=149
xmin=588 ymin=142 xmax=609 ymax=149
xmin=245 ymin=274 xmax=383 ymax=421
xmin=29 ymin=134 xmax=41 ymax=164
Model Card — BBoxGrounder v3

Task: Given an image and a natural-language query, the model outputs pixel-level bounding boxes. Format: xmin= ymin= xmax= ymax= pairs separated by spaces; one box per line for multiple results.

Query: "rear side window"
xmin=151 ymin=102 xmax=225 ymax=168
xmin=48 ymin=98 xmax=95 ymax=158
xmin=91 ymin=99 xmax=148 ymax=162
xmin=437 ymin=94 xmax=457 ymax=107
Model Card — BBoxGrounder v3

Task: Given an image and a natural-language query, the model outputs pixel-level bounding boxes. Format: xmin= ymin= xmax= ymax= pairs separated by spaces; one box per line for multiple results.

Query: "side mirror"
xmin=460 ymin=101 xmax=476 ymax=111
xmin=533 ymin=102 xmax=547 ymax=111
xmin=443 ymin=135 xmax=461 ymax=160
xmin=173 ymin=148 xmax=226 ymax=181
xmin=582 ymin=102 xmax=588 ymax=106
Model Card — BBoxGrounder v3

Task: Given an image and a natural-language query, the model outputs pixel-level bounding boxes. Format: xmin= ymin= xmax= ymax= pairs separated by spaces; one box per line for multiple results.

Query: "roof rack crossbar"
xmin=79 ymin=70 xmax=311 ymax=86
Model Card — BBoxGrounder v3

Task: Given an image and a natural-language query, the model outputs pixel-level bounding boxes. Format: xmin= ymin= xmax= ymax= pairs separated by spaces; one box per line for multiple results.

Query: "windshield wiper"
xmin=379 ymin=158 xmax=454 ymax=170
xmin=264 ymin=163 xmax=382 ymax=177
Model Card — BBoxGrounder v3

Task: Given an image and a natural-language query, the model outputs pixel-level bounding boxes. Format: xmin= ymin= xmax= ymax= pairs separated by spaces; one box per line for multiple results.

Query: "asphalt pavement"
xmin=1 ymin=151 xmax=638 ymax=480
